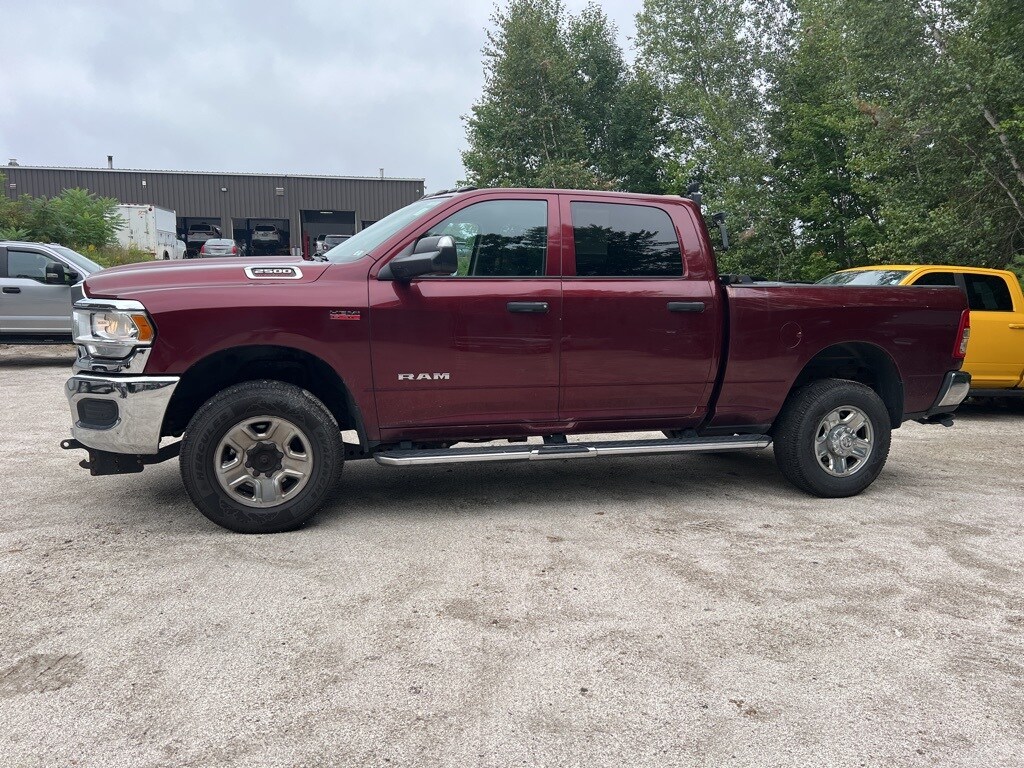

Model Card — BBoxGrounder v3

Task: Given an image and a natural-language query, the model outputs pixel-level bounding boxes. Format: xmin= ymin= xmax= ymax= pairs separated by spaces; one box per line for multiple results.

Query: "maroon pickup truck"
xmin=62 ymin=188 xmax=972 ymax=533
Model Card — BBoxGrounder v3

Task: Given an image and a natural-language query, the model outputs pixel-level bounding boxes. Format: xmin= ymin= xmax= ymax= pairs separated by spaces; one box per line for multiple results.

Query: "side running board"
xmin=375 ymin=435 xmax=772 ymax=467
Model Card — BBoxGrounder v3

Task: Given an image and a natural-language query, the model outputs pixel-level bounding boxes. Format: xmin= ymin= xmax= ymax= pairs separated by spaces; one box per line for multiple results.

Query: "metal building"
xmin=2 ymin=161 xmax=425 ymax=258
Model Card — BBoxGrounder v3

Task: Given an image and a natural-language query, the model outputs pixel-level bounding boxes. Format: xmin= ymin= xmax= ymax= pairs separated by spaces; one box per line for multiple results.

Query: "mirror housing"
xmin=383 ymin=235 xmax=458 ymax=281
xmin=44 ymin=262 xmax=67 ymax=285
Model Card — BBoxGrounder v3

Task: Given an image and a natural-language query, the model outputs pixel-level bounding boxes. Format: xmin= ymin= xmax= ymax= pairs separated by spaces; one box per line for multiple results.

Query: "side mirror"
xmin=712 ymin=211 xmax=730 ymax=251
xmin=383 ymin=235 xmax=458 ymax=281
xmin=44 ymin=263 xmax=67 ymax=285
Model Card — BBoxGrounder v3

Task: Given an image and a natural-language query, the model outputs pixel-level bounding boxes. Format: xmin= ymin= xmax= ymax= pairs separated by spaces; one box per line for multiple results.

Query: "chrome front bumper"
xmin=65 ymin=374 xmax=179 ymax=455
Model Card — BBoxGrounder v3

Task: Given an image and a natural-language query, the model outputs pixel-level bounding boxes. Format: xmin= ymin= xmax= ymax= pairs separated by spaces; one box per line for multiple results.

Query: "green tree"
xmin=635 ymin=0 xmax=793 ymax=276
xmin=462 ymin=0 xmax=664 ymax=192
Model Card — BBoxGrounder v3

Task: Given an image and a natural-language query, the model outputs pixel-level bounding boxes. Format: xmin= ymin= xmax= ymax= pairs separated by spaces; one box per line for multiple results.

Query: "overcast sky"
xmin=0 ymin=0 xmax=643 ymax=191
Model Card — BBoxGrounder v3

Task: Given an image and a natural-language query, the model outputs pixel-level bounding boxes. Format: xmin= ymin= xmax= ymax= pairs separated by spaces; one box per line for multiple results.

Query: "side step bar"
xmin=375 ymin=435 xmax=772 ymax=467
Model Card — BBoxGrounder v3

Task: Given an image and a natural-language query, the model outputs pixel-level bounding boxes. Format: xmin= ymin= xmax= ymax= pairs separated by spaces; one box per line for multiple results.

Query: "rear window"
xmin=571 ymin=202 xmax=682 ymax=277
xmin=816 ymin=270 xmax=911 ymax=286
xmin=255 ymin=225 xmax=275 ymax=231
xmin=911 ymin=272 xmax=957 ymax=287
xmin=964 ymin=274 xmax=1014 ymax=311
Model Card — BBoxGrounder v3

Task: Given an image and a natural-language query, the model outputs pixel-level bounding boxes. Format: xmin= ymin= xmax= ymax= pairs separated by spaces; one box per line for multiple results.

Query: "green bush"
xmin=88 ymin=245 xmax=155 ymax=269
xmin=0 ymin=172 xmax=123 ymax=250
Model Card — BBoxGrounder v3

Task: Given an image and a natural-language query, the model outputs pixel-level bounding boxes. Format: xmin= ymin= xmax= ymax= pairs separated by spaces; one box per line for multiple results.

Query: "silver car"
xmin=198 ymin=238 xmax=242 ymax=257
xmin=0 ymin=241 xmax=103 ymax=341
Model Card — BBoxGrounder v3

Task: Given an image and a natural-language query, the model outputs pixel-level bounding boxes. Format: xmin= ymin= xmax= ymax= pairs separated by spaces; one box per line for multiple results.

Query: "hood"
xmin=84 ymin=256 xmax=331 ymax=298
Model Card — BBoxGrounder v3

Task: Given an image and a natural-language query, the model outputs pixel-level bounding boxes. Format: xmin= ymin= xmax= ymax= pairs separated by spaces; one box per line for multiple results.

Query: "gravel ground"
xmin=0 ymin=344 xmax=1022 ymax=768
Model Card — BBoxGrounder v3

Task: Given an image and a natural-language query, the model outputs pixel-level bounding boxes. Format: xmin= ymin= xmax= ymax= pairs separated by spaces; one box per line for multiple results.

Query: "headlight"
xmin=73 ymin=300 xmax=155 ymax=359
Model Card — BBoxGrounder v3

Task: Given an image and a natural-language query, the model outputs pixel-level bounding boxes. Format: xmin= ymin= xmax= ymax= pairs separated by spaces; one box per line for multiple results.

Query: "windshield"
xmin=816 ymin=269 xmax=911 ymax=286
xmin=50 ymin=245 xmax=103 ymax=275
xmin=325 ymin=196 xmax=451 ymax=263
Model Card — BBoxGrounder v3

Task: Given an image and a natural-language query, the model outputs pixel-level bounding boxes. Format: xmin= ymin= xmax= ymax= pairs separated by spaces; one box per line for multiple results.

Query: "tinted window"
xmin=571 ymin=202 xmax=682 ymax=277
xmin=7 ymin=249 xmax=60 ymax=283
xmin=964 ymin=274 xmax=1014 ymax=311
xmin=422 ymin=199 xmax=547 ymax=277
xmin=912 ymin=272 xmax=957 ymax=287
xmin=816 ymin=270 xmax=911 ymax=286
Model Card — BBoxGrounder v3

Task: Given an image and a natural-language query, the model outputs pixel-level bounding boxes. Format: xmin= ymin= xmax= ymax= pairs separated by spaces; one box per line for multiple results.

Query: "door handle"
xmin=1010 ymin=324 xmax=1024 ymax=330
xmin=667 ymin=301 xmax=705 ymax=313
xmin=507 ymin=301 xmax=549 ymax=314
xmin=1 ymin=287 xmax=20 ymax=294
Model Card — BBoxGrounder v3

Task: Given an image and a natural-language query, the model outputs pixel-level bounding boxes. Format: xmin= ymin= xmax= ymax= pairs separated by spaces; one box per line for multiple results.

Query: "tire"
xmin=180 ymin=380 xmax=343 ymax=533
xmin=772 ymin=378 xmax=891 ymax=498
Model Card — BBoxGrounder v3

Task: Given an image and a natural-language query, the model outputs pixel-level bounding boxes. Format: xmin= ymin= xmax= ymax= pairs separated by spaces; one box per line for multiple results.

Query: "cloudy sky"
xmin=1 ymin=0 xmax=643 ymax=191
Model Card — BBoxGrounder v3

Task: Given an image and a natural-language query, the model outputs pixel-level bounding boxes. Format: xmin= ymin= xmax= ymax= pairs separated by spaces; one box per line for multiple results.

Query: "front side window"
xmin=964 ymin=274 xmax=1014 ymax=311
xmin=421 ymin=199 xmax=548 ymax=277
xmin=7 ymin=249 xmax=60 ymax=283
xmin=571 ymin=202 xmax=683 ymax=277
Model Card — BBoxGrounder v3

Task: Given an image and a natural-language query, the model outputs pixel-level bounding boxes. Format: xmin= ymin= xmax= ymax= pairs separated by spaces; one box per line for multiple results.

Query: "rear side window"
xmin=571 ymin=202 xmax=682 ymax=277
xmin=964 ymin=274 xmax=1014 ymax=311
xmin=912 ymin=272 xmax=957 ymax=287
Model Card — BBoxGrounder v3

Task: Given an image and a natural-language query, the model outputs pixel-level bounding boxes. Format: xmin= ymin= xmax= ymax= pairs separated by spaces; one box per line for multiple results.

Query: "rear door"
xmin=0 ymin=246 xmax=75 ymax=334
xmin=369 ymin=193 xmax=562 ymax=433
xmin=558 ymin=196 xmax=721 ymax=426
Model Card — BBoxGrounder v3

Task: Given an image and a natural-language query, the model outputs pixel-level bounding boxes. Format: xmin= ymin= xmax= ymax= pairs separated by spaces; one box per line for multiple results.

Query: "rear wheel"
xmin=772 ymin=379 xmax=891 ymax=497
xmin=180 ymin=380 xmax=343 ymax=533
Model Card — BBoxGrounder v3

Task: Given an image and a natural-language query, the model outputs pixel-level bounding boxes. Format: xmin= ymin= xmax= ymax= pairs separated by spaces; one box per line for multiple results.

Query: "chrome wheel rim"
xmin=815 ymin=406 xmax=873 ymax=477
xmin=214 ymin=416 xmax=313 ymax=508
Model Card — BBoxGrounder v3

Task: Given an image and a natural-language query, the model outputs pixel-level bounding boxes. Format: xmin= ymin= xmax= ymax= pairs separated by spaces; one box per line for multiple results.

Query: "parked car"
xmin=0 ymin=241 xmax=103 ymax=342
xmin=198 ymin=238 xmax=242 ymax=257
xmin=186 ymin=223 xmax=220 ymax=251
xmin=251 ymin=225 xmax=282 ymax=251
xmin=174 ymin=239 xmax=188 ymax=260
xmin=818 ymin=265 xmax=1024 ymax=398
xmin=61 ymin=188 xmax=971 ymax=534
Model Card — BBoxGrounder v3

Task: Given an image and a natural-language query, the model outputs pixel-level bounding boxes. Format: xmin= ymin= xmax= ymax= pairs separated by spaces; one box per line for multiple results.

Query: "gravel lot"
xmin=0 ymin=344 xmax=1022 ymax=767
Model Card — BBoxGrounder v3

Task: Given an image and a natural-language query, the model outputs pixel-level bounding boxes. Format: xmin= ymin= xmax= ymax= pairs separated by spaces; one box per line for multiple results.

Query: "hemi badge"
xmin=330 ymin=309 xmax=361 ymax=321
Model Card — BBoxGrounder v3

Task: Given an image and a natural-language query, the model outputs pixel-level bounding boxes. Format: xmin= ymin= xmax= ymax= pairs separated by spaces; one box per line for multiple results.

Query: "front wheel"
xmin=772 ymin=379 xmax=891 ymax=498
xmin=180 ymin=380 xmax=343 ymax=533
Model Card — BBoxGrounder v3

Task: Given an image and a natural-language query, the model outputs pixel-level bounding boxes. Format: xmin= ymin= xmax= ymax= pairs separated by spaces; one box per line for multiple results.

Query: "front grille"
xmin=77 ymin=398 xmax=119 ymax=429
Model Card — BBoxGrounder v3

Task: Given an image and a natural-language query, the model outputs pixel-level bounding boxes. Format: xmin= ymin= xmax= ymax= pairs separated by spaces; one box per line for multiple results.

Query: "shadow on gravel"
xmin=118 ymin=448 xmax=796 ymax=533
xmin=0 ymin=345 xmax=75 ymax=368
xmin=953 ymin=398 xmax=1024 ymax=421
xmin=313 ymin=449 xmax=795 ymax=527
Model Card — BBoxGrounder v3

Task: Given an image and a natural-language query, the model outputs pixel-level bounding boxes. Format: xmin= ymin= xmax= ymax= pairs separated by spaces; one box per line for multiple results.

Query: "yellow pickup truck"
xmin=818 ymin=265 xmax=1024 ymax=397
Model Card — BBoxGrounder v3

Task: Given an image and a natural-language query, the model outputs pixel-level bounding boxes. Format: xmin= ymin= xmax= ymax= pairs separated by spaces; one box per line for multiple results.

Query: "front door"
xmin=558 ymin=196 xmax=720 ymax=425
xmin=369 ymin=194 xmax=562 ymax=433
xmin=0 ymin=247 xmax=75 ymax=334
xmin=960 ymin=272 xmax=1024 ymax=388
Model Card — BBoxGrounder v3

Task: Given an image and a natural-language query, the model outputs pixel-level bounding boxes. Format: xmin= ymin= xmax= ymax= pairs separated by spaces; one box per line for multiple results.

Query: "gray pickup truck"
xmin=0 ymin=241 xmax=103 ymax=342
